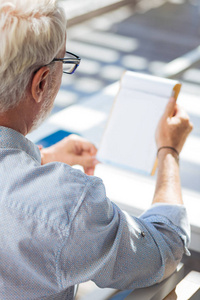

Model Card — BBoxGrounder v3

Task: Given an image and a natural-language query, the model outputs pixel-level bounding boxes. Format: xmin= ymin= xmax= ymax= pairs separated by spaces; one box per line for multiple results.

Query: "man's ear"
xmin=31 ymin=66 xmax=50 ymax=103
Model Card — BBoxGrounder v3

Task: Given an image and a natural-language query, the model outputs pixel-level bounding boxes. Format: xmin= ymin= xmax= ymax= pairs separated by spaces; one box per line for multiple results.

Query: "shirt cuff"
xmin=140 ymin=203 xmax=191 ymax=255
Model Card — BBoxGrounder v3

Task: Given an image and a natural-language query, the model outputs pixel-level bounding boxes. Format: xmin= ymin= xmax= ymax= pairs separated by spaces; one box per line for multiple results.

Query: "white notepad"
xmin=97 ymin=71 xmax=181 ymax=175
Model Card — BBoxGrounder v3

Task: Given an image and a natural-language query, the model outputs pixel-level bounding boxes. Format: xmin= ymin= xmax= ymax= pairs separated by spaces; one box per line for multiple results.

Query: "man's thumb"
xmin=164 ymin=97 xmax=176 ymax=118
xmin=75 ymin=155 xmax=98 ymax=168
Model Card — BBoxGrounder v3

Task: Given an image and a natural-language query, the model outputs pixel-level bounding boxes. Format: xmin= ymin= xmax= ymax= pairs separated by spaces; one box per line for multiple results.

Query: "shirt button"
xmin=141 ymin=231 xmax=145 ymax=237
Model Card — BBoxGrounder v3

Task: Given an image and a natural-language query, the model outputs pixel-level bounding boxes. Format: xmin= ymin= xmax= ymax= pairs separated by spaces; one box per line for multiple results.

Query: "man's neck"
xmin=0 ymin=98 xmax=33 ymax=136
xmin=0 ymin=115 xmax=28 ymax=136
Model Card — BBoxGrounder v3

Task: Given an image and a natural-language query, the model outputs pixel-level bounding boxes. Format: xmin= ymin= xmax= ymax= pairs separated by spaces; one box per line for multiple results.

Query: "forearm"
xmin=152 ymin=149 xmax=183 ymax=205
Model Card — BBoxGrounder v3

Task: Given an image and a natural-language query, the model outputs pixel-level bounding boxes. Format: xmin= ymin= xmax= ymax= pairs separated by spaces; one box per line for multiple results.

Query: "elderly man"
xmin=0 ymin=0 xmax=193 ymax=299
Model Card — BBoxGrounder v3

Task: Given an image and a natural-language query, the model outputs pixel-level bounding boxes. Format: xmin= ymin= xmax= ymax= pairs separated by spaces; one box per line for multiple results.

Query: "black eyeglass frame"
xmin=52 ymin=51 xmax=81 ymax=74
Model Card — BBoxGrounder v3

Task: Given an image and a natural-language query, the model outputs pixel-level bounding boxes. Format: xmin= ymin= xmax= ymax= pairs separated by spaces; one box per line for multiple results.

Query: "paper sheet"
xmin=97 ymin=71 xmax=181 ymax=175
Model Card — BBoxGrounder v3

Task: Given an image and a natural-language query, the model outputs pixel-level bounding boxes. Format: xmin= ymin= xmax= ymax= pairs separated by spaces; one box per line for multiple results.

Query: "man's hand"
xmin=40 ymin=134 xmax=98 ymax=175
xmin=156 ymin=97 xmax=193 ymax=154
xmin=153 ymin=97 xmax=193 ymax=205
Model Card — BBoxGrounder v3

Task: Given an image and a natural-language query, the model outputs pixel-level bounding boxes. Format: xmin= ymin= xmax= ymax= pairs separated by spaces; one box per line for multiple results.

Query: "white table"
xmin=28 ymin=82 xmax=200 ymax=252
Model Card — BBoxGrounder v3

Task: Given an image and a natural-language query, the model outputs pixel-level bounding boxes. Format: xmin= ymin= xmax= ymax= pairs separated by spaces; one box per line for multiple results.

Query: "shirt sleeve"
xmin=58 ymin=177 xmax=190 ymax=290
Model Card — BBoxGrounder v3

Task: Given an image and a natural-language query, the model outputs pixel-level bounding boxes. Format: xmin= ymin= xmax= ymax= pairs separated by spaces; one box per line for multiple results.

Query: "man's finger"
xmin=81 ymin=142 xmax=97 ymax=156
xmin=84 ymin=167 xmax=95 ymax=176
xmin=75 ymin=155 xmax=99 ymax=169
xmin=175 ymin=104 xmax=189 ymax=120
xmin=163 ymin=97 xmax=176 ymax=118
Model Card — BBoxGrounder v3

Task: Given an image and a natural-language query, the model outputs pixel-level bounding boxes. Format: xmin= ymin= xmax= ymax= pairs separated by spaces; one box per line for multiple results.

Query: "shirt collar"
xmin=0 ymin=126 xmax=41 ymax=163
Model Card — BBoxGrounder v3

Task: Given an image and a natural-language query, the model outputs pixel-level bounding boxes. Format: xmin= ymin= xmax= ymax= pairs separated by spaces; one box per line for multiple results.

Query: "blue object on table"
xmin=36 ymin=130 xmax=75 ymax=148
xmin=109 ymin=290 xmax=133 ymax=300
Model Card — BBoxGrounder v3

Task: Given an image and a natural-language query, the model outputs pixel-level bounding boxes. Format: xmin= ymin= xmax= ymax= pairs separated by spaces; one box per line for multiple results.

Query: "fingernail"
xmin=171 ymin=90 xmax=175 ymax=98
xmin=87 ymin=169 xmax=94 ymax=175
xmin=93 ymin=159 xmax=99 ymax=165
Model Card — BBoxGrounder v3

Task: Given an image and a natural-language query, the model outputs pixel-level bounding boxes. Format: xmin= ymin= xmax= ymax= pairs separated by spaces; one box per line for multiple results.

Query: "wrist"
xmin=157 ymin=146 xmax=179 ymax=163
xmin=157 ymin=146 xmax=179 ymax=156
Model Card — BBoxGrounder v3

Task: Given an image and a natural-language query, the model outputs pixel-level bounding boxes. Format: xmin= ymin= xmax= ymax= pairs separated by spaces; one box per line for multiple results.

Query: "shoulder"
xmin=20 ymin=161 xmax=106 ymax=229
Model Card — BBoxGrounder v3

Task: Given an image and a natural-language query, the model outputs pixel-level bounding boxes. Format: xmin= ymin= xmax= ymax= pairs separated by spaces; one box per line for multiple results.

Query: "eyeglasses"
xmin=52 ymin=51 xmax=81 ymax=74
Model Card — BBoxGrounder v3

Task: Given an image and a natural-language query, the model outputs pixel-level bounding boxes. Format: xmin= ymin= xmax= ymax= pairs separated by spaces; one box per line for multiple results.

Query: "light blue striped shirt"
xmin=0 ymin=126 xmax=190 ymax=299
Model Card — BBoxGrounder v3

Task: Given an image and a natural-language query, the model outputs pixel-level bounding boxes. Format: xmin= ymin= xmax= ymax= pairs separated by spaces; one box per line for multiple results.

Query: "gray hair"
xmin=0 ymin=0 xmax=67 ymax=112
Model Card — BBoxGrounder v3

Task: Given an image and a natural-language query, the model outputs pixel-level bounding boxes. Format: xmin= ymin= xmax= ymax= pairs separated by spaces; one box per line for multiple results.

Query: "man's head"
xmin=0 ymin=0 xmax=67 ymax=132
